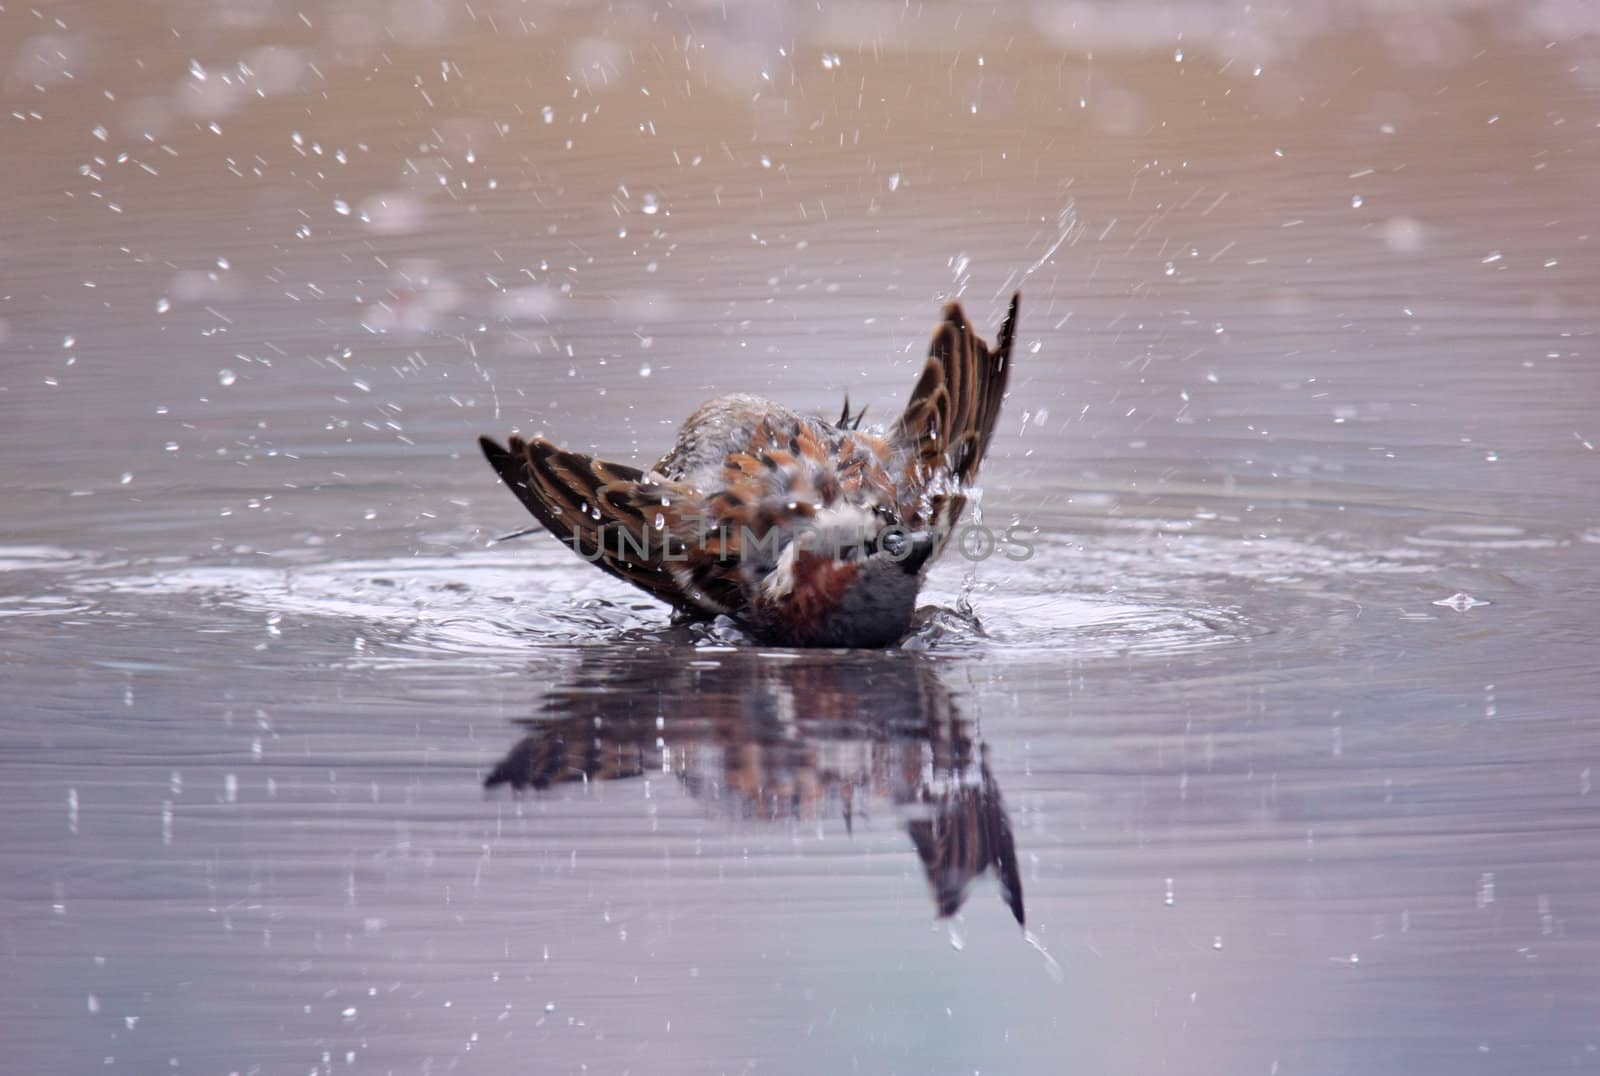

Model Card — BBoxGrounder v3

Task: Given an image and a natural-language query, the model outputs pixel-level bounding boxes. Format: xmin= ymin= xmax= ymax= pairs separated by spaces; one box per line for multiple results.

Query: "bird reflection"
xmin=485 ymin=647 xmax=1024 ymax=925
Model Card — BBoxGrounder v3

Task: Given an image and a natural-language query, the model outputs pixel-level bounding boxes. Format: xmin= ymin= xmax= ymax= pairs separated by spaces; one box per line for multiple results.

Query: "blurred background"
xmin=3 ymin=2 xmax=1599 ymax=1073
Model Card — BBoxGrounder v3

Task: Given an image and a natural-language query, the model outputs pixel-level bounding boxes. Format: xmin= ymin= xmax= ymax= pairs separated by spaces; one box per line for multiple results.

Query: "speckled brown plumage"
xmin=479 ymin=293 xmax=1021 ymax=647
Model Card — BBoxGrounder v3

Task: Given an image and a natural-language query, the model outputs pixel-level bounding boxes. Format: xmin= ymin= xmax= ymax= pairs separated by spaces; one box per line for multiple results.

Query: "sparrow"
xmin=479 ymin=292 xmax=1020 ymax=648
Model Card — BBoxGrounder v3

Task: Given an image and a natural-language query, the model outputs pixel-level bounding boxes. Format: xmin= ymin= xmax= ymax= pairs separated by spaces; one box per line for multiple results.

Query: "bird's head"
xmin=742 ymin=504 xmax=936 ymax=648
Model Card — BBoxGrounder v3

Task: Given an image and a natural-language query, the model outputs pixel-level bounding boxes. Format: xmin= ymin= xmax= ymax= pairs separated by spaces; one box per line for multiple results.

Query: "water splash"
xmin=1023 ymin=930 xmax=1064 ymax=983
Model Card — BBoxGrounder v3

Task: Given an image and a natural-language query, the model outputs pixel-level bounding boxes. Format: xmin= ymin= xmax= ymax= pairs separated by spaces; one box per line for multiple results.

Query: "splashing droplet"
xmin=1024 ymin=931 xmax=1065 ymax=982
xmin=1433 ymin=592 xmax=1489 ymax=612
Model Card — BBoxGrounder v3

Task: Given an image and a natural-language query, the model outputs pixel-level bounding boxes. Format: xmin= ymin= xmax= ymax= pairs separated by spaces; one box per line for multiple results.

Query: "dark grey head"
xmin=741 ymin=506 xmax=937 ymax=647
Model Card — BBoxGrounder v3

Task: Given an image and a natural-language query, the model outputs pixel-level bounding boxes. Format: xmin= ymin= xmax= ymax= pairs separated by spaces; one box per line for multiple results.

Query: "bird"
xmin=478 ymin=292 xmax=1020 ymax=648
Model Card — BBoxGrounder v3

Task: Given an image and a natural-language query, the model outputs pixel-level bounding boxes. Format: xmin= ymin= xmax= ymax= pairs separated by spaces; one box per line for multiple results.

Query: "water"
xmin=4 ymin=4 xmax=1600 ymax=1072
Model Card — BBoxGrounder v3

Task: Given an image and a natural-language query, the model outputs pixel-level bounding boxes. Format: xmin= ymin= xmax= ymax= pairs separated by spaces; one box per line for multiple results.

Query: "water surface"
xmin=3 ymin=3 xmax=1600 ymax=1073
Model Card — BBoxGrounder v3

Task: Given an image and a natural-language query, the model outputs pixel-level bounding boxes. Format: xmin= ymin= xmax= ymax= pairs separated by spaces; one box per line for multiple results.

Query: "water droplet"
xmin=1023 ymin=931 xmax=1065 ymax=982
xmin=189 ymin=59 xmax=207 ymax=81
xmin=1383 ymin=216 xmax=1425 ymax=253
xmin=217 ymin=369 xmax=237 ymax=387
xmin=1351 ymin=194 xmax=1364 ymax=208
xmin=333 ymin=198 xmax=351 ymax=215
xmin=640 ymin=192 xmax=659 ymax=215
xmin=155 ymin=297 xmax=171 ymax=314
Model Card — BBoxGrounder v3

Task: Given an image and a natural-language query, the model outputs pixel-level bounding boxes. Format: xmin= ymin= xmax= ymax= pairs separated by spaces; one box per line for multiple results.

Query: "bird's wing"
xmin=891 ymin=293 xmax=1020 ymax=534
xmin=479 ymin=435 xmax=728 ymax=616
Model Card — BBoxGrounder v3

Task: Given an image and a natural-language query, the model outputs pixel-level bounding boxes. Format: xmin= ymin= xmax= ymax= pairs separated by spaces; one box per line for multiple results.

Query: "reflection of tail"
xmin=907 ymin=760 xmax=1025 ymax=926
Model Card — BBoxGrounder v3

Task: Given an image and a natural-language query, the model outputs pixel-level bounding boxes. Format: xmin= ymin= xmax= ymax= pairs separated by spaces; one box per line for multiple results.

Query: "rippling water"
xmin=4 ymin=3 xmax=1600 ymax=1073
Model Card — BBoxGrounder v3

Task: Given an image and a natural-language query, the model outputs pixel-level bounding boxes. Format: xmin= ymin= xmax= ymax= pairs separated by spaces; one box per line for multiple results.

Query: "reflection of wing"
xmin=482 ymin=649 xmax=1025 ymax=925
xmin=907 ymin=760 xmax=1025 ymax=926
xmin=483 ymin=720 xmax=650 ymax=790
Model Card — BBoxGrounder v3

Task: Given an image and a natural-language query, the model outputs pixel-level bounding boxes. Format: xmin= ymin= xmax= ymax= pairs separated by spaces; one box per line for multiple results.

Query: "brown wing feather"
xmin=894 ymin=292 xmax=1019 ymax=489
xmin=479 ymin=435 xmax=724 ymax=615
xmin=891 ymin=293 xmax=1019 ymax=540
